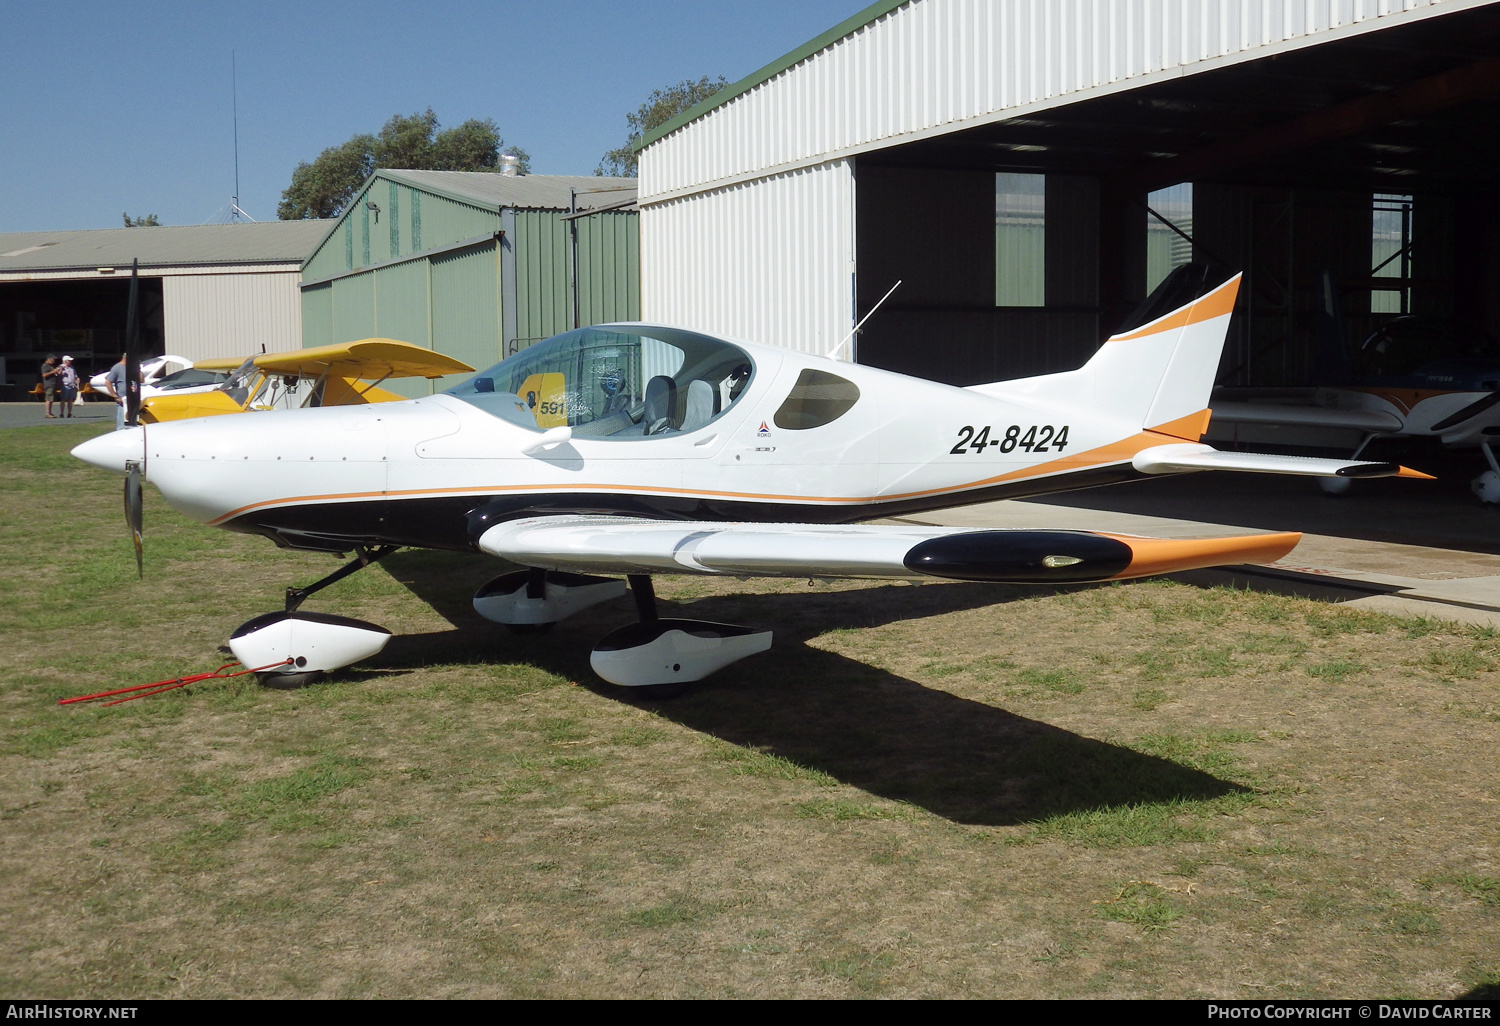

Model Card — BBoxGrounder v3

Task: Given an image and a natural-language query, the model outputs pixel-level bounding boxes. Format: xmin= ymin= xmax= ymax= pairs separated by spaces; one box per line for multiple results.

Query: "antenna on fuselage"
xmin=827 ymin=280 xmax=901 ymax=362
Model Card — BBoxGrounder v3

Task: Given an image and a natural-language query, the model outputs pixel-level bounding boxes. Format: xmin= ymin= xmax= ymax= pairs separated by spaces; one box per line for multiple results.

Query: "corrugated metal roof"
xmin=638 ymin=0 xmax=1482 ymax=201
xmin=638 ymin=0 xmax=907 ymax=151
xmin=379 ymin=170 xmax=636 ymax=213
xmin=0 ymin=220 xmax=329 ymax=273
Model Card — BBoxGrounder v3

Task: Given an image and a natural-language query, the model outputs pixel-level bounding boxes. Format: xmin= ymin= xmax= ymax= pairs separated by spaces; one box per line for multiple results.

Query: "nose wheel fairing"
xmin=228 ymin=611 xmax=393 ymax=687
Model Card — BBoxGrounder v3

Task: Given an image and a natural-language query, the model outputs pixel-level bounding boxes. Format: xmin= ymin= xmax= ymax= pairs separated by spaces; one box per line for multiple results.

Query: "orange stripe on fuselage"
xmin=205 ymin=426 xmax=1192 ymax=527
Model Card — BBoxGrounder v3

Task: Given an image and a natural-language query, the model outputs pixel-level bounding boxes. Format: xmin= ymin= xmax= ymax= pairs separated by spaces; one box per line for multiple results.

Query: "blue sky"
xmin=1 ymin=0 xmax=871 ymax=232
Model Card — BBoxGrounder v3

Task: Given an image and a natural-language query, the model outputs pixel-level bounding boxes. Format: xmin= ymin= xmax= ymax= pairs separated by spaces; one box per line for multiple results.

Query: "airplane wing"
xmin=254 ymin=338 xmax=475 ymax=380
xmin=193 ymin=356 xmax=249 ymax=372
xmin=1132 ymin=442 xmax=1433 ymax=479
xmin=1209 ymin=400 xmax=1403 ymax=433
xmin=476 ymin=515 xmax=1300 ymax=584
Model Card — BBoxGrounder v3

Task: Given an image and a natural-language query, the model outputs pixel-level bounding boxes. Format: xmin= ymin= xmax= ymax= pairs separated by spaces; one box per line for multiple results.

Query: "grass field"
xmin=2 ymin=422 xmax=1498 ymax=998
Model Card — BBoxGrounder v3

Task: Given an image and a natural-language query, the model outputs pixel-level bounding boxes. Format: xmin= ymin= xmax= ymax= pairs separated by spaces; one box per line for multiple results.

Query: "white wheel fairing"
xmin=1472 ymin=471 xmax=1500 ymax=504
xmin=590 ymin=620 xmax=773 ymax=686
xmin=228 ymin=611 xmax=392 ymax=677
xmin=472 ymin=570 xmax=628 ymax=624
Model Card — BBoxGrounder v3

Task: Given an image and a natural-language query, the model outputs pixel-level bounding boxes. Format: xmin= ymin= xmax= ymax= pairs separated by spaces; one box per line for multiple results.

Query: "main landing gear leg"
xmin=227 ymin=545 xmax=400 ymax=689
xmin=588 ymin=575 xmax=773 ymax=699
xmin=630 ymin=574 xmax=658 ymax=621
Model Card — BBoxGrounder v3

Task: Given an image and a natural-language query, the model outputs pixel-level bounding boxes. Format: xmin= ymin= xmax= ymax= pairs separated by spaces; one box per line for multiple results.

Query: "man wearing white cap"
xmin=58 ymin=356 xmax=80 ymax=418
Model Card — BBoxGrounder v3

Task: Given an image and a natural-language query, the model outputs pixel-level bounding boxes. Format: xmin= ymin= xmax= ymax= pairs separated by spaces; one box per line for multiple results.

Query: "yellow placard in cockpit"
xmin=517 ymin=372 xmax=569 ymax=428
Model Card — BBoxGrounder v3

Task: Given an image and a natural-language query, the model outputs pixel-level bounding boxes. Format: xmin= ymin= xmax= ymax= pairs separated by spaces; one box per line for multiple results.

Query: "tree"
xmin=277 ymin=135 xmax=375 ymax=220
xmin=597 ymin=76 xmax=728 ymax=177
xmin=122 ymin=212 xmax=160 ymax=227
xmin=278 ymin=109 xmax=532 ymax=220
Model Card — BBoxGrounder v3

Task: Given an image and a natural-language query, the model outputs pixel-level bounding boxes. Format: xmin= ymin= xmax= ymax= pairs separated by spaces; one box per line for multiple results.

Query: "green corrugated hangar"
xmin=300 ymin=169 xmax=639 ymax=396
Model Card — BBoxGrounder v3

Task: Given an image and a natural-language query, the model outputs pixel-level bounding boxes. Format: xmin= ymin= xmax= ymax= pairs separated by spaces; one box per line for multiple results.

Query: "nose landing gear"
xmin=231 ymin=545 xmax=399 ymax=687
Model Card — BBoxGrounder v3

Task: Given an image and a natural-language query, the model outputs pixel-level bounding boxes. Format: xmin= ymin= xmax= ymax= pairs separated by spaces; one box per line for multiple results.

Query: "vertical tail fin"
xmin=1074 ymin=270 xmax=1241 ymax=440
xmin=969 ymin=266 xmax=1241 ymax=442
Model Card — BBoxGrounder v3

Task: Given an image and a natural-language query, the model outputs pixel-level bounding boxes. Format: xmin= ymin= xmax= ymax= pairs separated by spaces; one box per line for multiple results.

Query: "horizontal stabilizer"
xmin=1132 ymin=442 xmax=1431 ymax=479
xmin=477 ymin=515 xmax=1300 ymax=584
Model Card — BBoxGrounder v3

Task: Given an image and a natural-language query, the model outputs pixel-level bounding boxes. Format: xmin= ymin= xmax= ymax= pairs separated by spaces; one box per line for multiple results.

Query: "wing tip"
xmin=1105 ymin=530 xmax=1302 ymax=580
xmin=1397 ymin=466 xmax=1437 ymax=480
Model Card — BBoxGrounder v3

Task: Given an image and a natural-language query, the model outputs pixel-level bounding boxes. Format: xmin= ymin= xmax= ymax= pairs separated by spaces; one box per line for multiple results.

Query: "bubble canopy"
xmin=445 ymin=326 xmax=756 ymax=438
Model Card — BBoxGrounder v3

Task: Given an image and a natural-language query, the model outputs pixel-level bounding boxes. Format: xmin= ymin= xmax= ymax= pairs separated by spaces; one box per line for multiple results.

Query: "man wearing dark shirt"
xmin=104 ymin=354 xmax=131 ymax=429
xmin=39 ymin=355 xmax=62 ymax=418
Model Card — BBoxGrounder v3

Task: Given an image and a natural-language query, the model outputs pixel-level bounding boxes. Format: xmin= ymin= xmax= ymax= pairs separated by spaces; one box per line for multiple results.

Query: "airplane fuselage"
xmin=80 ymin=336 xmax=1195 ymax=556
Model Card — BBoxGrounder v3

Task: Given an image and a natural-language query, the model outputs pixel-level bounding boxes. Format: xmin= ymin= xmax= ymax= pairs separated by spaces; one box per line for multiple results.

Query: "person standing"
xmin=39 ymin=354 xmax=62 ymax=418
xmin=58 ymin=356 xmax=80 ymax=418
xmin=104 ymin=354 xmax=129 ymax=429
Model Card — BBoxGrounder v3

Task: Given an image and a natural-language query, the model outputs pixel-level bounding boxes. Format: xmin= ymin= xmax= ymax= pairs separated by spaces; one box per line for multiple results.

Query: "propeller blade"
xmin=124 ymin=259 xmax=141 ymax=427
xmin=124 ymin=461 xmax=143 ymax=579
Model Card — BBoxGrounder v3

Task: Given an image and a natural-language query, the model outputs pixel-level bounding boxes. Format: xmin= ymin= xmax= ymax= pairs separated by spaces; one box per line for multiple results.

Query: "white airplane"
xmin=88 ymin=354 xmax=226 ymax=401
xmin=73 ymin=269 xmax=1426 ymax=695
xmin=1209 ymin=274 xmax=1500 ymax=498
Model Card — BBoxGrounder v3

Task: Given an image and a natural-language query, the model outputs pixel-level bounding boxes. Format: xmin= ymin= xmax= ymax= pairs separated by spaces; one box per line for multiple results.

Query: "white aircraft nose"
xmin=72 ymin=426 xmax=146 ymax=476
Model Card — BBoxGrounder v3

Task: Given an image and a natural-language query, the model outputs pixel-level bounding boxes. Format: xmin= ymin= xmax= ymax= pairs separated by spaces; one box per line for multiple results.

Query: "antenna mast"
xmin=227 ymin=51 xmax=255 ymax=222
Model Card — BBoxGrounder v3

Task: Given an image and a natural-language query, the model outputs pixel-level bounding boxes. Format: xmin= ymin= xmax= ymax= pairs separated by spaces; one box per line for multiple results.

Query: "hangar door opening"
xmin=853 ymin=162 xmax=1106 ymax=388
xmin=0 ymin=277 xmax=164 ymax=396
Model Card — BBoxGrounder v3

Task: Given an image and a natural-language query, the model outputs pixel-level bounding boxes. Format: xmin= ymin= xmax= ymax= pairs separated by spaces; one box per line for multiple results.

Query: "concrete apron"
xmin=892 ymin=495 xmax=1500 ymax=628
xmin=0 ymin=401 xmax=115 ymax=428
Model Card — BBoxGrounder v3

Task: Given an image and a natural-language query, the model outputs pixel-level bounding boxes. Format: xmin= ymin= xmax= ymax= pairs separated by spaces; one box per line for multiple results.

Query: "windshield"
xmin=219 ymin=358 xmax=260 ymax=406
xmin=447 ymin=326 xmax=755 ymax=438
xmin=155 ymin=367 xmax=228 ymax=391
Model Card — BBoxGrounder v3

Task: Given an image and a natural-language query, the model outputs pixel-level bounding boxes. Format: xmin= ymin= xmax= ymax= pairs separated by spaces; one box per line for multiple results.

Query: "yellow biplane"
xmin=140 ymin=339 xmax=475 ymax=423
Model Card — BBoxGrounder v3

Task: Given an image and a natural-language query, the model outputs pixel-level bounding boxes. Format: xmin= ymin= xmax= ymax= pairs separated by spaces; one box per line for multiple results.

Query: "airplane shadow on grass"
xmin=354 ymin=549 xmax=1250 ymax=828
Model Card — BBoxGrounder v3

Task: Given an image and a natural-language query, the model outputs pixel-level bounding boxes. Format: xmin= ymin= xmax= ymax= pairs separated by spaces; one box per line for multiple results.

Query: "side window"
xmin=773 ymin=369 xmax=860 ymax=430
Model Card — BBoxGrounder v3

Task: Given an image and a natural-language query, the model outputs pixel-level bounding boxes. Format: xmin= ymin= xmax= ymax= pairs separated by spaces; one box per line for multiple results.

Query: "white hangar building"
xmin=0 ymin=220 xmax=327 ymax=396
xmin=637 ymin=0 xmax=1500 ymax=388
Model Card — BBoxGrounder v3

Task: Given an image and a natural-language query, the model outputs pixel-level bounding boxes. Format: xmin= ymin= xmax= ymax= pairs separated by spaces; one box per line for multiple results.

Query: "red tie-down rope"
xmin=59 ymin=659 xmax=294 ymax=707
